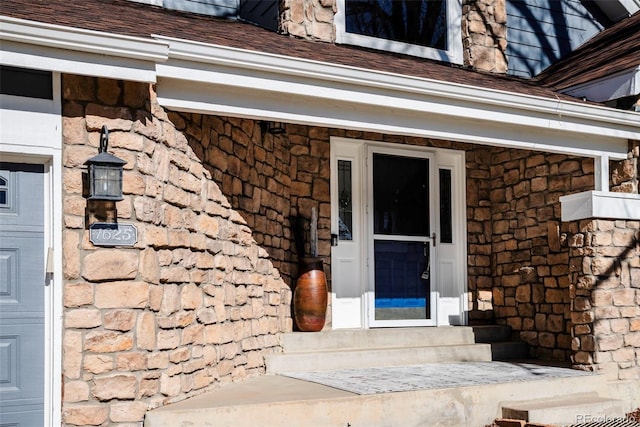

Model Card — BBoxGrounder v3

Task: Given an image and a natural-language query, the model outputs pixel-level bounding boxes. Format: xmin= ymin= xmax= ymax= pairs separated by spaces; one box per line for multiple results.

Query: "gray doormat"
xmin=280 ymin=361 xmax=592 ymax=395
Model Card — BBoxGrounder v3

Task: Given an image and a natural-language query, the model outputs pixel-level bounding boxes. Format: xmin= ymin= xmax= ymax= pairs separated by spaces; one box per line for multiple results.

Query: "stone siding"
xmin=60 ymin=74 xmax=639 ymax=425
xmin=462 ymin=0 xmax=508 ymax=73
xmin=61 ymin=75 xmax=292 ymax=426
xmin=279 ymin=0 xmax=336 ymax=42
xmin=486 ymin=149 xmax=595 ymax=360
xmin=569 ymin=141 xmax=640 ymax=381
xmin=570 ymin=219 xmax=640 ymax=380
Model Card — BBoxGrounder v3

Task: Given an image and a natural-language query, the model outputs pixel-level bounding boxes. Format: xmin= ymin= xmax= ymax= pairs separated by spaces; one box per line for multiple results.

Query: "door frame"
xmin=0 ymin=71 xmax=63 ymax=427
xmin=366 ymin=144 xmax=437 ymax=327
xmin=330 ymin=137 xmax=468 ymax=329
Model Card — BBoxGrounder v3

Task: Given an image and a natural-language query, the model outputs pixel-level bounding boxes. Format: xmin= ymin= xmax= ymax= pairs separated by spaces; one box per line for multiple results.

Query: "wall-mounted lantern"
xmin=85 ymin=126 xmax=126 ymax=201
xmin=260 ymin=121 xmax=286 ymax=135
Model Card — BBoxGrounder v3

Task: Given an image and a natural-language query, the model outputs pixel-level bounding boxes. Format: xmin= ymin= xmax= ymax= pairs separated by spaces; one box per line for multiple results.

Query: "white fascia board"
xmin=560 ymin=191 xmax=640 ymax=221
xmin=154 ymin=35 xmax=640 ymax=141
xmin=563 ymin=67 xmax=640 ymax=102
xmin=0 ymin=16 xmax=168 ymax=82
xmin=158 ymin=77 xmax=629 ymax=159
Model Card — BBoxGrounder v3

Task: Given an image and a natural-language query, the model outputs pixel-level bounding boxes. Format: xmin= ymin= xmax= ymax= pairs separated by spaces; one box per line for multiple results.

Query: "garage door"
xmin=0 ymin=163 xmax=45 ymax=427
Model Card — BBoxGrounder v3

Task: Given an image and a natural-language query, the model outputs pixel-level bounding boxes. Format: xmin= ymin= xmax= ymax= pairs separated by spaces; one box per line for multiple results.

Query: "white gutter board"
xmin=1 ymin=16 xmax=168 ymax=83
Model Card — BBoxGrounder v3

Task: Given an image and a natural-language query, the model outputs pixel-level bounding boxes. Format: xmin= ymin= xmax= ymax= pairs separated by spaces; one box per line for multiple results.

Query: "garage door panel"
xmin=0 ymin=235 xmax=45 ymax=312
xmin=0 ymin=163 xmax=44 ymax=427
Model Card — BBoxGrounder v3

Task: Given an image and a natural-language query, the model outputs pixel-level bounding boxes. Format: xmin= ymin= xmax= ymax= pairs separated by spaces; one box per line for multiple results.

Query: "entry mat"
xmin=280 ymin=361 xmax=592 ymax=395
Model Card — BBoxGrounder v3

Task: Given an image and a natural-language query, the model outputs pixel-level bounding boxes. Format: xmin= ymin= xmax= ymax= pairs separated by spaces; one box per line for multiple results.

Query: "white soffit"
xmin=0 ymin=16 xmax=168 ymax=82
xmin=154 ymin=36 xmax=639 ymax=158
xmin=563 ymin=67 xmax=640 ymax=102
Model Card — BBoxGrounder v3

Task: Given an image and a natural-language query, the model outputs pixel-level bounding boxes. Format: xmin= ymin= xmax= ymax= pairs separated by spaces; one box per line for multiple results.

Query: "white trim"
xmin=0 ymin=72 xmax=63 ymax=427
xmin=366 ymin=144 xmax=438 ymax=328
xmin=153 ymin=37 xmax=639 ymax=161
xmin=335 ymin=0 xmax=463 ymax=65
xmin=1 ymin=16 xmax=168 ymax=82
xmin=153 ymin=35 xmax=639 ymax=139
xmin=1 ymin=16 xmax=168 ymax=61
xmin=560 ymin=191 xmax=640 ymax=221
xmin=563 ymin=67 xmax=640 ymax=103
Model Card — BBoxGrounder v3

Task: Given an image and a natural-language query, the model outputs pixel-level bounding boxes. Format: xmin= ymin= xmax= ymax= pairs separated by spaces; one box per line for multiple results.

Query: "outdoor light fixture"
xmin=85 ymin=125 xmax=126 ymax=201
xmin=260 ymin=121 xmax=286 ymax=135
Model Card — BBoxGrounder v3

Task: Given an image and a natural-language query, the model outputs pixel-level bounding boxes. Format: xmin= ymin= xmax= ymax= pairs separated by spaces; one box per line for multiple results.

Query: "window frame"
xmin=335 ymin=0 xmax=463 ymax=64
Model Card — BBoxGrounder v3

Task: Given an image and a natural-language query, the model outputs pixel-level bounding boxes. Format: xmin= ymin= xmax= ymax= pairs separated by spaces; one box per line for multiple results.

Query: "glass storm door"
xmin=369 ymin=150 xmax=436 ymax=326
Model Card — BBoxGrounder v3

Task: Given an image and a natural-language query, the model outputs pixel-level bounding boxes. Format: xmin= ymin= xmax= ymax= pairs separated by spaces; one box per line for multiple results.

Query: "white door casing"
xmin=330 ymin=137 xmax=467 ymax=328
xmin=0 ymin=70 xmax=62 ymax=427
xmin=367 ymin=145 xmax=437 ymax=327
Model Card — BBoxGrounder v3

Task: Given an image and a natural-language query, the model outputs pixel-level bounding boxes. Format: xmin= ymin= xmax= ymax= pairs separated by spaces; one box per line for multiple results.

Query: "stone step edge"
xmin=266 ymin=344 xmax=493 ymax=373
xmin=282 ymin=328 xmax=477 ymax=351
xmin=501 ymin=393 xmax=625 ymax=421
xmin=278 ymin=342 xmax=489 ymax=355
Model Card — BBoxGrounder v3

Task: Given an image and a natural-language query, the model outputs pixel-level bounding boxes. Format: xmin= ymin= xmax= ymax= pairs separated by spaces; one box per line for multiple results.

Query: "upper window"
xmin=336 ymin=0 xmax=462 ymax=64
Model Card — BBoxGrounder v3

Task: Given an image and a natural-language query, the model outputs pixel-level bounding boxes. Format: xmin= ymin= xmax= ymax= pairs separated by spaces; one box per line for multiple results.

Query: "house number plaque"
xmin=90 ymin=222 xmax=138 ymax=247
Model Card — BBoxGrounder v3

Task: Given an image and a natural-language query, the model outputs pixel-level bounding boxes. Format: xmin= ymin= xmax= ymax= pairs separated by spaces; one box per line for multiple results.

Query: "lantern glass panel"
xmin=91 ymin=164 xmax=123 ymax=200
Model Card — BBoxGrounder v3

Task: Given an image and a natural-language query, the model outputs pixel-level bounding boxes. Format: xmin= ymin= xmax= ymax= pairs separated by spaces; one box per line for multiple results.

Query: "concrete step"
xmin=473 ymin=325 xmax=531 ymax=361
xmin=282 ymin=326 xmax=476 ymax=352
xmin=473 ymin=324 xmax=513 ymax=343
xmin=490 ymin=341 xmax=531 ymax=361
xmin=502 ymin=393 xmax=626 ymax=426
xmin=265 ymin=343 xmax=492 ymax=373
xmin=145 ymin=366 xmax=610 ymax=427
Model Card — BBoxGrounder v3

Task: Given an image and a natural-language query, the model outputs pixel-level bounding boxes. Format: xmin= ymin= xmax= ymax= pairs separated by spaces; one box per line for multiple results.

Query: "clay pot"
xmin=293 ymin=257 xmax=327 ymax=332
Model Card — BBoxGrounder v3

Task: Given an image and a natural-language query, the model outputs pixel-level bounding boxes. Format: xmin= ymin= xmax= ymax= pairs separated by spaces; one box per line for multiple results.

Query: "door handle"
xmin=331 ymin=233 xmax=339 ymax=247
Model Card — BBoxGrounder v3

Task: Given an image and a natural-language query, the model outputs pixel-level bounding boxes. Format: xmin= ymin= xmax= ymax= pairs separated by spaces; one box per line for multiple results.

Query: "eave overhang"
xmin=1 ymin=16 xmax=639 ymax=159
xmin=0 ymin=16 xmax=168 ymax=82
xmin=153 ymin=35 xmax=639 ymax=160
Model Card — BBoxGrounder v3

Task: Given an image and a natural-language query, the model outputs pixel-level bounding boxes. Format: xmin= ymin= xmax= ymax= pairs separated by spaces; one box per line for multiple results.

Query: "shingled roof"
xmin=1 ymin=0 xmax=595 ymax=104
xmin=535 ymin=11 xmax=640 ymax=91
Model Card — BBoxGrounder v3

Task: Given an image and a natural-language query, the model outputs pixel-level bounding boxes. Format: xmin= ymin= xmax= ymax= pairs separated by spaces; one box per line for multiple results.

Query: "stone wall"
xmin=166 ymin=110 xmax=605 ymax=363
xmin=462 ymin=0 xmax=508 ymax=73
xmin=59 ymin=74 xmax=637 ymax=425
xmin=569 ymin=141 xmax=640 ymax=381
xmin=279 ymin=0 xmax=336 ymax=42
xmin=61 ymin=76 xmax=292 ymax=426
xmin=483 ymin=149 xmax=596 ymax=361
xmin=569 ymin=219 xmax=640 ymax=380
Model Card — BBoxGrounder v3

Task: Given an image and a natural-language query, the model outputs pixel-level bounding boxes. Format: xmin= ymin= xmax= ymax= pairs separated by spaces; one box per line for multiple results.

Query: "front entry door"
xmin=368 ymin=149 xmax=436 ymax=326
xmin=0 ymin=163 xmax=45 ymax=427
xmin=331 ymin=138 xmax=467 ymax=329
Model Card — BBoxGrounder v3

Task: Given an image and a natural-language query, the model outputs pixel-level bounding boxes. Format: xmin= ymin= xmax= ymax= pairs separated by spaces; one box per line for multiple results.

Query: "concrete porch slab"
xmin=144 ymin=362 xmax=613 ymax=427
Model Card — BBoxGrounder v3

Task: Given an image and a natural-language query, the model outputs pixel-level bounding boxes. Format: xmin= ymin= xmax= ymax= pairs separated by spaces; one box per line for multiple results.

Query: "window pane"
xmin=439 ymin=169 xmax=452 ymax=243
xmin=0 ymin=66 xmax=53 ymax=99
xmin=374 ymin=240 xmax=429 ymax=320
xmin=345 ymin=0 xmax=447 ymax=49
xmin=338 ymin=160 xmax=353 ymax=240
xmin=373 ymin=153 xmax=429 ymax=236
xmin=0 ymin=175 xmax=8 ymax=207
